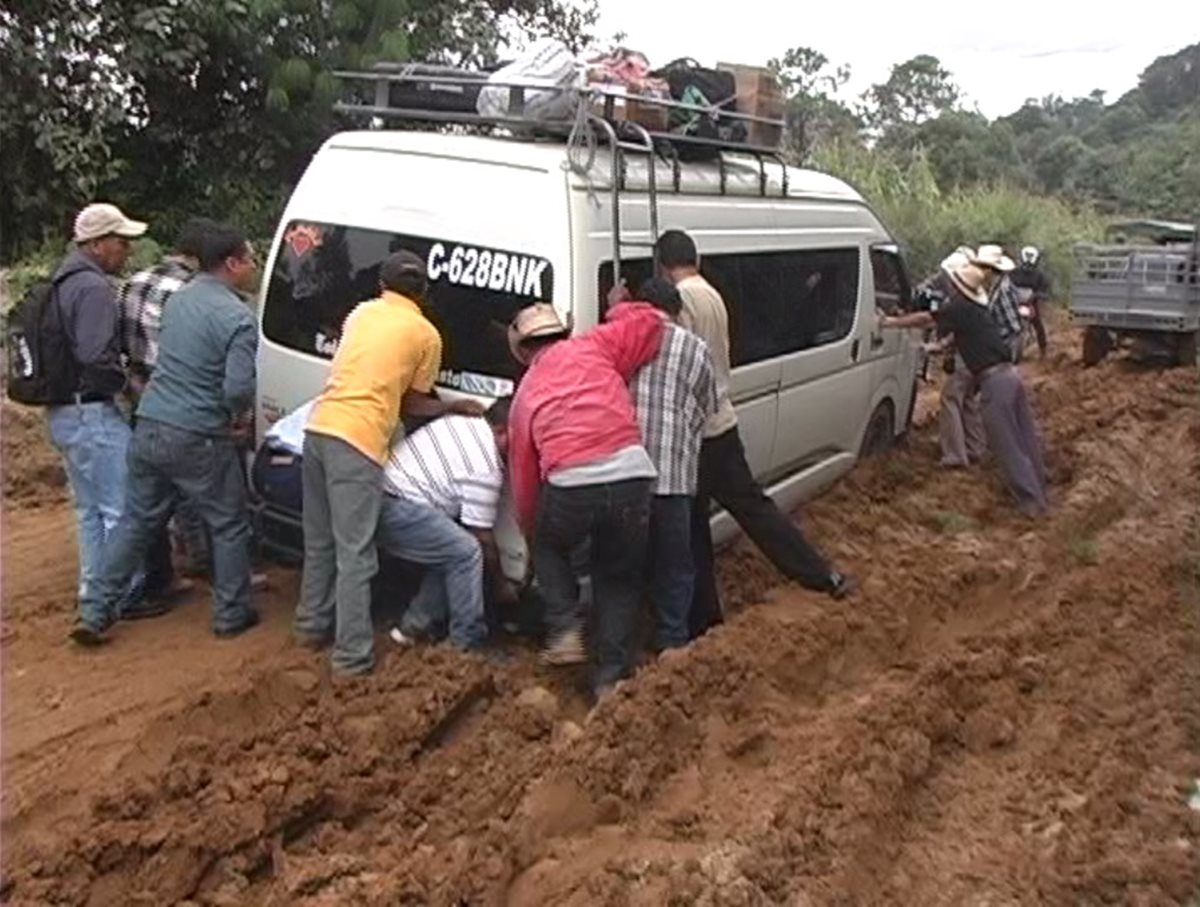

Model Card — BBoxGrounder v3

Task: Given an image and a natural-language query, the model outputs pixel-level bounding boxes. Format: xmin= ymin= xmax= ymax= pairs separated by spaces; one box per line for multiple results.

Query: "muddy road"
xmin=2 ymin=330 xmax=1198 ymax=905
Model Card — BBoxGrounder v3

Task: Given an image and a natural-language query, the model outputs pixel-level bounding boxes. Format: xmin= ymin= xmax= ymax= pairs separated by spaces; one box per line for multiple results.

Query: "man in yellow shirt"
xmin=294 ymin=250 xmax=482 ymax=674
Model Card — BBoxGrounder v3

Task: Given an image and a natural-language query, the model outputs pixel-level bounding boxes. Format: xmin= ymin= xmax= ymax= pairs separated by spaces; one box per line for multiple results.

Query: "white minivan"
xmin=254 ymin=128 xmax=920 ymax=579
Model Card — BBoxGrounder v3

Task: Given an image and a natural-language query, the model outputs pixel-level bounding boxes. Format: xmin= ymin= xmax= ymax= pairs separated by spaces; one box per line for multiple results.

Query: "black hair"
xmin=198 ymin=223 xmax=250 ymax=272
xmin=380 ymin=250 xmax=428 ymax=299
xmin=175 ymin=217 xmax=220 ymax=260
xmin=637 ymin=277 xmax=682 ymax=316
xmin=518 ymin=335 xmax=564 ymax=359
xmin=486 ymin=395 xmax=512 ymax=427
xmin=655 ymin=229 xmax=698 ymax=269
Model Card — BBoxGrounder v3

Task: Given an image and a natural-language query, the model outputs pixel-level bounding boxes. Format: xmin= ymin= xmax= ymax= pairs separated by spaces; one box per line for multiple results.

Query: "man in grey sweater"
xmin=75 ymin=223 xmax=260 ymax=645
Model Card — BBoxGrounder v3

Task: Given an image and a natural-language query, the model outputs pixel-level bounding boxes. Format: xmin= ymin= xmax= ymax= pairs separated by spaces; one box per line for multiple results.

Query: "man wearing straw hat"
xmin=927 ymin=246 xmax=988 ymax=468
xmin=880 ymin=258 xmax=1049 ymax=517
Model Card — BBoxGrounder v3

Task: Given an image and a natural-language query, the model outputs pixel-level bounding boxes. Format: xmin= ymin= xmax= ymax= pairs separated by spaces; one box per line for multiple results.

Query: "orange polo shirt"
xmin=306 ymin=291 xmax=442 ymax=464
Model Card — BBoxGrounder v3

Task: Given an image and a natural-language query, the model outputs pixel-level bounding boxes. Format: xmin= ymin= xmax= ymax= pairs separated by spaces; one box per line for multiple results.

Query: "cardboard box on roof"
xmin=717 ymin=62 xmax=784 ymax=148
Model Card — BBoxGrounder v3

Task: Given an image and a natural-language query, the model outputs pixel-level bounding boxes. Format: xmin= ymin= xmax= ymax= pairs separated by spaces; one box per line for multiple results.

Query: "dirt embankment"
xmin=2 ymin=346 xmax=1198 ymax=905
xmin=2 ymin=402 xmax=67 ymax=509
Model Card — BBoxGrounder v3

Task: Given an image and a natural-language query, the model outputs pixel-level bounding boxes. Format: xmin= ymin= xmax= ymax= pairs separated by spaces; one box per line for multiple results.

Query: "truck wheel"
xmin=860 ymin=401 xmax=895 ymax=459
xmin=1176 ymin=331 xmax=1198 ymax=368
xmin=1082 ymin=326 xmax=1112 ymax=367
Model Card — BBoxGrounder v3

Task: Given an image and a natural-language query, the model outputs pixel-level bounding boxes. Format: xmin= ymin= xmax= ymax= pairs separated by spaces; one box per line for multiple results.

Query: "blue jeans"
xmin=377 ymin=495 xmax=487 ymax=650
xmin=46 ymin=401 xmax=146 ymax=607
xmin=649 ymin=495 xmax=695 ymax=651
xmin=82 ymin=419 xmax=255 ymax=633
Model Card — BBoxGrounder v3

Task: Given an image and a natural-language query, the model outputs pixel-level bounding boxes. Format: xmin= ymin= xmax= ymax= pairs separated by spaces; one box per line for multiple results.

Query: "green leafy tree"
xmin=0 ymin=0 xmax=596 ymax=260
xmin=861 ymin=54 xmax=960 ymax=136
xmin=769 ymin=46 xmax=859 ymax=160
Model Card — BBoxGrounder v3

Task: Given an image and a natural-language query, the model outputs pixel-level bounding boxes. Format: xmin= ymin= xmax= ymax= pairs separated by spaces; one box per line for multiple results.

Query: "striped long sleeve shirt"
xmin=632 ymin=319 xmax=719 ymax=497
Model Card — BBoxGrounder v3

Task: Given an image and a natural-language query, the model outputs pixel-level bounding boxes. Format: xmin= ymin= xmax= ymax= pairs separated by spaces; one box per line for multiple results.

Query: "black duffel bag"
xmin=372 ymin=62 xmax=494 ymax=114
xmin=651 ymin=58 xmax=745 ymax=157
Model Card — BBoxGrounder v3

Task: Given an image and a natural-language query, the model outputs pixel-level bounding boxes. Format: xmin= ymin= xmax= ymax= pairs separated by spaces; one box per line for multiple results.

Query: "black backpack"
xmin=6 ymin=277 xmax=79 ymax=406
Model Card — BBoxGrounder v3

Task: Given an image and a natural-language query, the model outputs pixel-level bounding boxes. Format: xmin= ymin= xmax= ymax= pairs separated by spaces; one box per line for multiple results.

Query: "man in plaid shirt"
xmin=627 ymin=277 xmax=719 ymax=651
xmin=119 ymin=218 xmax=216 ymax=577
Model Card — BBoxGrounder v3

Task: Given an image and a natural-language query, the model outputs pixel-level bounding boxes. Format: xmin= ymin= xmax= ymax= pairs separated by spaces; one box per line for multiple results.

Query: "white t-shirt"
xmin=383 ymin=415 xmax=504 ymax=529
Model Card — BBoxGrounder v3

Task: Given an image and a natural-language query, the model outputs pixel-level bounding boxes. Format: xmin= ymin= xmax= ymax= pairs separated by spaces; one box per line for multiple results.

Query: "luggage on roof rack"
xmin=330 ymin=64 xmax=791 ymax=284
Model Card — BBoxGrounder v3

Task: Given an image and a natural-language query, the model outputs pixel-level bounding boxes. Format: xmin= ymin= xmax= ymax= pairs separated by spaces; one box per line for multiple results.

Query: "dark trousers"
xmin=648 ymin=495 xmax=695 ymax=650
xmin=690 ymin=426 xmax=833 ymax=636
xmin=978 ymin=365 xmax=1049 ymax=516
xmin=533 ymin=479 xmax=652 ymax=690
xmin=84 ymin=419 xmax=255 ymax=632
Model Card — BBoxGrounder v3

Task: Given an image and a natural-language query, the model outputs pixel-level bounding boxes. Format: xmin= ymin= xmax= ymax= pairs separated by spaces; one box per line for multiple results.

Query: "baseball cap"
xmin=73 ymin=203 xmax=148 ymax=243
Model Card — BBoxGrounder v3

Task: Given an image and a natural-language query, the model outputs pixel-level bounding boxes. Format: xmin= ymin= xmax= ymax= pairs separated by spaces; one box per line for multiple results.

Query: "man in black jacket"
xmin=46 ymin=203 xmax=153 ymax=630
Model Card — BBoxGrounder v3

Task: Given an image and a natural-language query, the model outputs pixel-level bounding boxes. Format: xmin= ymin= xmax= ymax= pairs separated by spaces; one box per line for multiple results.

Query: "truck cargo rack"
xmin=333 ymin=67 xmax=790 ymax=282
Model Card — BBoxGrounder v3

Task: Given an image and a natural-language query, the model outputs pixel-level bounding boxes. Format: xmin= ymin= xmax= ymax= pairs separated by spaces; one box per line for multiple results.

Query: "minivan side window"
xmin=598 ymin=247 xmax=859 ymax=367
xmin=870 ymin=246 xmax=913 ymax=314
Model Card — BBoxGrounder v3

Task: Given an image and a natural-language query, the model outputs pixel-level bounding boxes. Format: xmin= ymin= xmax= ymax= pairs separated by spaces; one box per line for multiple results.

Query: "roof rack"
xmin=332 ymin=67 xmax=791 ymax=283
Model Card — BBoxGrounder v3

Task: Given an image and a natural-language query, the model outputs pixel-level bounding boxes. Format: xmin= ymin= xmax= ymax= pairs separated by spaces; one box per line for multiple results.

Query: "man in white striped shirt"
xmin=377 ymin=399 xmax=511 ymax=650
xmin=627 ymin=277 xmax=719 ymax=650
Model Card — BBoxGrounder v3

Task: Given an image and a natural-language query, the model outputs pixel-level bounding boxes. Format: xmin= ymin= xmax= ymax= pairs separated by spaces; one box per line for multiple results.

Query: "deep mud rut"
xmin=2 ymin=326 xmax=1198 ymax=906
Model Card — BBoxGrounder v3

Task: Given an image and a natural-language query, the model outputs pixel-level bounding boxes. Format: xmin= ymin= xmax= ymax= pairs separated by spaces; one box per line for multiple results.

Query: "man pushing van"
xmin=293 ymin=250 xmax=483 ymax=675
xmin=654 ymin=230 xmax=856 ymax=636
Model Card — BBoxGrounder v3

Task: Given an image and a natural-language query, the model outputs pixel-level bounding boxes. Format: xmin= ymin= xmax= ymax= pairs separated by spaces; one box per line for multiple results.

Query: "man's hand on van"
xmin=449 ymin=398 xmax=487 ymax=417
xmin=607 ymin=279 xmax=631 ymax=308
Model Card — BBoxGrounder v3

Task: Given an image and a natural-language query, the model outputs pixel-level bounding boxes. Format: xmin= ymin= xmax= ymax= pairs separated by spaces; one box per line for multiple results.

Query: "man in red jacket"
xmin=507 ymin=299 xmax=664 ymax=698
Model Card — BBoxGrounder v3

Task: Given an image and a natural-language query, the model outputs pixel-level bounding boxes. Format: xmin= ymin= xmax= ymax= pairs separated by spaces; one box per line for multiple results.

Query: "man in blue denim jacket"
xmin=75 ymin=223 xmax=260 ymax=645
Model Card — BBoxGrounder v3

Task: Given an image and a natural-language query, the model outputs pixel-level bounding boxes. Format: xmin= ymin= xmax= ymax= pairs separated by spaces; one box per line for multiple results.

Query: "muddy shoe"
xmin=540 ymin=626 xmax=586 ymax=666
xmin=294 ymin=629 xmax=332 ymax=651
xmin=69 ymin=621 xmax=111 ymax=648
xmin=119 ymin=599 xmax=174 ymax=621
xmin=214 ymin=610 xmax=260 ymax=639
xmin=829 ymin=572 xmax=857 ymax=601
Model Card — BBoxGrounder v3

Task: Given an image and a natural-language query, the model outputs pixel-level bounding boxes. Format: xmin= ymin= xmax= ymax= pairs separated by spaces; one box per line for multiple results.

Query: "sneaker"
xmin=69 ymin=621 xmax=111 ymax=648
xmin=214 ymin=610 xmax=260 ymax=639
xmin=540 ymin=626 xmax=587 ymax=666
xmin=389 ymin=626 xmax=417 ymax=647
xmin=119 ymin=599 xmax=174 ymax=622
xmin=250 ymin=572 xmax=270 ymax=593
xmin=829 ymin=572 xmax=857 ymax=601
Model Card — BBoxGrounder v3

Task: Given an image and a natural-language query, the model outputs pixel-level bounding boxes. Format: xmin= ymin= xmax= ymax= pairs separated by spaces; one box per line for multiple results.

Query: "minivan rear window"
xmin=262 ymin=221 xmax=555 ymax=395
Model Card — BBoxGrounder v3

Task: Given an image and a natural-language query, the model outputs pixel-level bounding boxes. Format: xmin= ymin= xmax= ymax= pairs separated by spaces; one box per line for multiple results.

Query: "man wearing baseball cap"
xmin=46 ymin=202 xmax=148 ymax=630
xmin=294 ymin=249 xmax=484 ymax=675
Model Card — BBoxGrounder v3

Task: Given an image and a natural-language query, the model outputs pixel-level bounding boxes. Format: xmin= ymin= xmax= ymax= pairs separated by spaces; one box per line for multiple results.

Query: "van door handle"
xmin=851 ymin=339 xmax=861 ymax=361
xmin=870 ymin=332 xmax=886 ymax=350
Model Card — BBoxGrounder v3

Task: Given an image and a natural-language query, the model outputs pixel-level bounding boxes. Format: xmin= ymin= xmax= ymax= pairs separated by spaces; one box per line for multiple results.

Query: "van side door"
xmin=770 ymin=246 xmax=869 ymax=474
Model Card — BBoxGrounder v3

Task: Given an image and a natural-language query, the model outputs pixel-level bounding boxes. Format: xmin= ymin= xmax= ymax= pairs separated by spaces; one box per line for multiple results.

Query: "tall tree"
xmin=0 ymin=0 xmax=596 ymax=260
xmin=861 ymin=54 xmax=960 ymax=136
xmin=769 ymin=45 xmax=859 ymax=160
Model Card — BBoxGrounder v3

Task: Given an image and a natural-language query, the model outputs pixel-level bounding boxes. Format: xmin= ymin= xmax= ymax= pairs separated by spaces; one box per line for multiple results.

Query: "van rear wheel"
xmin=860 ymin=402 xmax=895 ymax=459
xmin=1175 ymin=331 xmax=1198 ymax=368
xmin=1082 ymin=326 xmax=1112 ymax=367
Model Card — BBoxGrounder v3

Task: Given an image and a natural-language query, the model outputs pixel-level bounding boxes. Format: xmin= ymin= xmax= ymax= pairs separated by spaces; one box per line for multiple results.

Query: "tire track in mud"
xmin=3 ymin=360 xmax=1198 ymax=906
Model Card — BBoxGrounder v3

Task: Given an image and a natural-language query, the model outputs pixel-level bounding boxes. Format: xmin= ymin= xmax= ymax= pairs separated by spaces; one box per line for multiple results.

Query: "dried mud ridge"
xmin=4 ymin=360 xmax=1199 ymax=906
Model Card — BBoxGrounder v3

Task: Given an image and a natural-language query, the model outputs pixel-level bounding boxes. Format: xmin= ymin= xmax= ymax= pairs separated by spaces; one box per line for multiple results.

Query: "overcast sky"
xmin=591 ymin=0 xmax=1199 ymax=119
